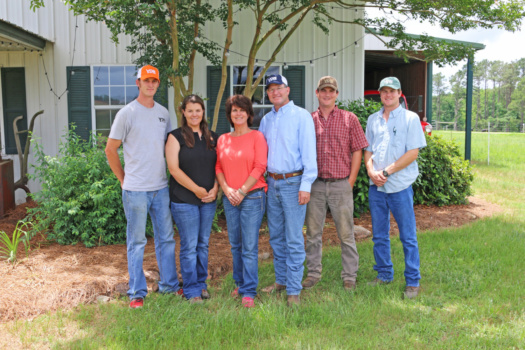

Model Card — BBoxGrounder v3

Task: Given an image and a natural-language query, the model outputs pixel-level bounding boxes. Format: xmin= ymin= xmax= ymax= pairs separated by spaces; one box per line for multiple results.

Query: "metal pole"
xmin=465 ymin=55 xmax=474 ymax=161
xmin=488 ymin=121 xmax=490 ymax=165
xmin=426 ymin=61 xmax=433 ymax=124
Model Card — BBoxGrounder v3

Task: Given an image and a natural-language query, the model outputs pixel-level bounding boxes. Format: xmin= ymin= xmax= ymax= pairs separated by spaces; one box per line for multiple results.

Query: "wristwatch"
xmin=382 ymin=169 xmax=390 ymax=177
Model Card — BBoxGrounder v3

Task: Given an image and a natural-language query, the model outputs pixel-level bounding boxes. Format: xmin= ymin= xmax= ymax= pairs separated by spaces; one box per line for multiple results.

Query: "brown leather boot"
xmin=287 ymin=295 xmax=300 ymax=307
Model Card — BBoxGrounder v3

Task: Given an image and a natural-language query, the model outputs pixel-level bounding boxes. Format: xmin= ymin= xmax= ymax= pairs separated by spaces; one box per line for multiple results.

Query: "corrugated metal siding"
xmin=1 ymin=1 xmax=364 ymax=201
xmin=0 ymin=0 xmax=54 ymax=41
xmin=196 ymin=6 xmax=364 ymax=112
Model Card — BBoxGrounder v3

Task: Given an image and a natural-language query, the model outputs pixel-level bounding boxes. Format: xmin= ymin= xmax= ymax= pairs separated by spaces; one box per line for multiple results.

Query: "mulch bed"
xmin=0 ymin=197 xmax=502 ymax=322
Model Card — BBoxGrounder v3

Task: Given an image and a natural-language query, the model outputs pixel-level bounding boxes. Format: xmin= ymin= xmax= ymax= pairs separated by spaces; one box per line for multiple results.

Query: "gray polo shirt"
xmin=109 ymin=99 xmax=171 ymax=191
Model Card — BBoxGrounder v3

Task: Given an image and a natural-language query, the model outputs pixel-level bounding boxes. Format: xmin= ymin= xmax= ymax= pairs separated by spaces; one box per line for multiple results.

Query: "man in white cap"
xmin=259 ymin=74 xmax=317 ymax=307
xmin=303 ymin=76 xmax=368 ymax=292
xmin=364 ymin=76 xmax=426 ymax=299
xmin=106 ymin=65 xmax=180 ymax=308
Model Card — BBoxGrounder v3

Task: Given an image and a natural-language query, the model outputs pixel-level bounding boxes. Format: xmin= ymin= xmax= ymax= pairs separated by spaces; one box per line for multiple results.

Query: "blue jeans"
xmin=223 ymin=190 xmax=266 ymax=298
xmin=267 ymin=175 xmax=307 ymax=296
xmin=170 ymin=201 xmax=216 ymax=299
xmin=122 ymin=187 xmax=179 ymax=300
xmin=368 ymin=185 xmax=421 ymax=287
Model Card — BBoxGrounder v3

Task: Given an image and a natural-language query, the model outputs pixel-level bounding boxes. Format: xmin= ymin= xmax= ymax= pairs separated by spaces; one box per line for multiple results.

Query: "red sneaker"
xmin=129 ymin=298 xmax=144 ymax=309
xmin=177 ymin=289 xmax=185 ymax=297
xmin=242 ymin=297 xmax=254 ymax=308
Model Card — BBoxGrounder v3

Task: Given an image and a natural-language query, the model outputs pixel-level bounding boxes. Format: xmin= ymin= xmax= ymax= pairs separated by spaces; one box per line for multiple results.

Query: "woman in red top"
xmin=216 ymin=95 xmax=268 ymax=308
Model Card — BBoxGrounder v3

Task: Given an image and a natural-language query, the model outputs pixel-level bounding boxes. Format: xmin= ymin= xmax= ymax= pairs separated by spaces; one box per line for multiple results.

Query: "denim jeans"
xmin=170 ymin=201 xmax=216 ymax=299
xmin=223 ymin=190 xmax=266 ymax=298
xmin=267 ymin=175 xmax=307 ymax=296
xmin=122 ymin=187 xmax=179 ymax=300
xmin=368 ymin=185 xmax=421 ymax=287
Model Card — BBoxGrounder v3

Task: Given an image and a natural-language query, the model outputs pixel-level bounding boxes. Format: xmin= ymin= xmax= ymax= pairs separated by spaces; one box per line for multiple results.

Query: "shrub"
xmin=337 ymin=99 xmax=474 ymax=214
xmin=28 ymin=129 xmax=132 ymax=247
xmin=413 ymin=135 xmax=473 ymax=206
xmin=337 ymin=99 xmax=381 ymax=215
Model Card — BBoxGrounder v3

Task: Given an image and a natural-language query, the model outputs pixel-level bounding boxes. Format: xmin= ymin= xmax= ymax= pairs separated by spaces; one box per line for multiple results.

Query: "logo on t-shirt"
xmin=158 ymin=117 xmax=166 ymax=123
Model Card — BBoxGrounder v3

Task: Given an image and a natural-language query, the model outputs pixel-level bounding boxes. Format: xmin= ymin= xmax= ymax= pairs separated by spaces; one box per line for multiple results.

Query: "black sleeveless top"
xmin=168 ymin=128 xmax=217 ymax=205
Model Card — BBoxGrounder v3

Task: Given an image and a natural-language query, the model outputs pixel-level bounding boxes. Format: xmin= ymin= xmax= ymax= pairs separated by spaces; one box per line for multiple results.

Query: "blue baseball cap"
xmin=265 ymin=74 xmax=288 ymax=89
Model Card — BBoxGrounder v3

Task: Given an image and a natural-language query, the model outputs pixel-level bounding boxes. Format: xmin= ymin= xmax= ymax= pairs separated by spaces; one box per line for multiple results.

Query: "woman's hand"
xmin=223 ymin=186 xmax=243 ymax=206
xmin=194 ymin=186 xmax=209 ymax=199
xmin=201 ymin=185 xmax=218 ymax=203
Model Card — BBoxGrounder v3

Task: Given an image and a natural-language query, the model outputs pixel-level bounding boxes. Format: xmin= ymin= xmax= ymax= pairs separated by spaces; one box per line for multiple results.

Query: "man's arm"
xmin=348 ymin=150 xmax=362 ymax=187
xmin=105 ymin=138 xmax=125 ymax=187
xmin=364 ymin=150 xmax=387 ymax=187
xmin=298 ymin=111 xmax=317 ymax=205
xmin=383 ymin=149 xmax=419 ymax=176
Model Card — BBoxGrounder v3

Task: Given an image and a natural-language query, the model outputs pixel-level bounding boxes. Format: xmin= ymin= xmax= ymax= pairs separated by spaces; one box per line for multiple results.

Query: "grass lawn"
xmin=434 ymin=131 xmax=525 ymax=216
xmin=4 ymin=132 xmax=524 ymax=349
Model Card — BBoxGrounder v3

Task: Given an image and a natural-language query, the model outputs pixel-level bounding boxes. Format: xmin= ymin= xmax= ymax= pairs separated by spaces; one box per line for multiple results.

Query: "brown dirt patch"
xmin=0 ymin=196 xmax=502 ymax=323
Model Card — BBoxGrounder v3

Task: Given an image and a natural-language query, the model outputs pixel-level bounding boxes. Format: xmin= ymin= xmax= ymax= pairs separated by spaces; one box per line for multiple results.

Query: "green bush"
xmin=413 ymin=134 xmax=473 ymax=206
xmin=337 ymin=99 xmax=474 ymax=214
xmin=28 ymin=129 xmax=131 ymax=247
xmin=337 ymin=99 xmax=381 ymax=215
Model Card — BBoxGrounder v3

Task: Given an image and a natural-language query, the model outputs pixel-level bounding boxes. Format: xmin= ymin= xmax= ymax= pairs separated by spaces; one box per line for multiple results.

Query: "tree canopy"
xmin=433 ymin=58 xmax=525 ymax=132
xmin=30 ymin=0 xmax=525 ymax=128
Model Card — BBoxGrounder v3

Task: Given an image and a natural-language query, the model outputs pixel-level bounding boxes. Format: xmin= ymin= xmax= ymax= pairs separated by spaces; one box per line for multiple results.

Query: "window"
xmin=92 ymin=66 xmax=138 ymax=137
xmin=207 ymin=65 xmax=304 ymax=135
xmin=67 ymin=65 xmax=168 ymax=141
xmin=231 ymin=66 xmax=280 ymax=128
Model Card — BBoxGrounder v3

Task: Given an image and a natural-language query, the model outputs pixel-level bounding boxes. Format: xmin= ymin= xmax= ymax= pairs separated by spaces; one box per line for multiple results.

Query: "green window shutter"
xmin=283 ymin=66 xmax=306 ymax=108
xmin=206 ymin=66 xmax=230 ymax=135
xmin=1 ymin=68 xmax=28 ymax=155
xmin=154 ymin=81 xmax=169 ymax=109
xmin=67 ymin=66 xmax=92 ymax=141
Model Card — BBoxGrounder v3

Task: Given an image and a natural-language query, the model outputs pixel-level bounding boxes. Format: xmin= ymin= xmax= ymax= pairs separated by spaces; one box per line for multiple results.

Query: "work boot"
xmin=287 ymin=295 xmax=300 ymax=307
xmin=261 ymin=283 xmax=286 ymax=293
xmin=343 ymin=280 xmax=356 ymax=291
xmin=367 ymin=278 xmax=391 ymax=286
xmin=301 ymin=276 xmax=320 ymax=290
xmin=404 ymin=286 xmax=420 ymax=299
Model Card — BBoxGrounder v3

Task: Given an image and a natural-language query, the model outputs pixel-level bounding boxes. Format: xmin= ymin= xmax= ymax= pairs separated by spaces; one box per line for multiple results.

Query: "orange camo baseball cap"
xmin=137 ymin=65 xmax=160 ymax=81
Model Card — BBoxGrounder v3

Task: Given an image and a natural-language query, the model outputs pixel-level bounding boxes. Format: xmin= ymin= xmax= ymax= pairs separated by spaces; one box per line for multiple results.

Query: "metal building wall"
xmin=1 ymin=1 xmax=364 ymax=200
xmin=195 ymin=5 xmax=365 ymax=113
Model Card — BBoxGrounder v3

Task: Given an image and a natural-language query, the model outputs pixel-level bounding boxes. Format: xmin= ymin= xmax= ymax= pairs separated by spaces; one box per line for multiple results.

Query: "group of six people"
xmin=105 ymin=65 xmax=426 ymax=309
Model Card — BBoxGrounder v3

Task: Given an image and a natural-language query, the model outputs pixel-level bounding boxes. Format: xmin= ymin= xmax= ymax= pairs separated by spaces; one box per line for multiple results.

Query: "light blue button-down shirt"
xmin=259 ymin=101 xmax=317 ymax=193
xmin=365 ymin=105 xmax=426 ymax=193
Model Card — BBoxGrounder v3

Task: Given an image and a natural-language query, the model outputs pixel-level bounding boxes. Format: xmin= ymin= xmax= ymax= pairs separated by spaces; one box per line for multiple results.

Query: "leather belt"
xmin=317 ymin=176 xmax=349 ymax=183
xmin=246 ymin=187 xmax=264 ymax=196
xmin=267 ymin=170 xmax=303 ymax=180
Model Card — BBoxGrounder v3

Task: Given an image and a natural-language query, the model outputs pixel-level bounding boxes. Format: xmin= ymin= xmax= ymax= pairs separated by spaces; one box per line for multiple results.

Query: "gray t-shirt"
xmin=109 ymin=99 xmax=171 ymax=191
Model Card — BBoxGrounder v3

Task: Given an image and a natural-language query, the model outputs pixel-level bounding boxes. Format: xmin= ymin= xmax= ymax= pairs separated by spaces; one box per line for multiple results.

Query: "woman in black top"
xmin=166 ymin=94 xmax=218 ymax=304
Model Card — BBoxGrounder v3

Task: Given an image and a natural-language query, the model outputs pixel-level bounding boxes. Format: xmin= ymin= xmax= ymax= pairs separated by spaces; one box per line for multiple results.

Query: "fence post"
xmin=488 ymin=121 xmax=490 ymax=165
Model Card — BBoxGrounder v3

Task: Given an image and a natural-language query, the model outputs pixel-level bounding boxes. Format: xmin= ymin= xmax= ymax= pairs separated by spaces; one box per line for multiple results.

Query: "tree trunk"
xmin=211 ymin=0 xmax=233 ymax=132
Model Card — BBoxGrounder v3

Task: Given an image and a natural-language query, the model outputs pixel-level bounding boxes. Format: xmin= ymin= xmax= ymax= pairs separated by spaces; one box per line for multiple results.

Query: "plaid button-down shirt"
xmin=312 ymin=106 xmax=369 ymax=179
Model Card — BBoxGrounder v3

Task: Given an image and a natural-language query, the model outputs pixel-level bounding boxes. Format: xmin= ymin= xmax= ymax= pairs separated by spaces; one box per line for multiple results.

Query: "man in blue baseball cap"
xmin=259 ymin=74 xmax=317 ymax=307
xmin=364 ymin=76 xmax=426 ymax=299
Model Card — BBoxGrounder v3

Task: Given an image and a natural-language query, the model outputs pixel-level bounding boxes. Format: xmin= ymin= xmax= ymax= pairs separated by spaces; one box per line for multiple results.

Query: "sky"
xmin=402 ymin=21 xmax=525 ymax=78
xmin=366 ymin=7 xmax=525 ymax=79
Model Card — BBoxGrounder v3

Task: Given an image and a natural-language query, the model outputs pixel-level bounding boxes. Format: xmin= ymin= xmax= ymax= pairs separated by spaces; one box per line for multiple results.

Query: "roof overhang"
xmin=366 ymin=28 xmax=486 ymax=52
xmin=0 ymin=20 xmax=48 ymax=52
